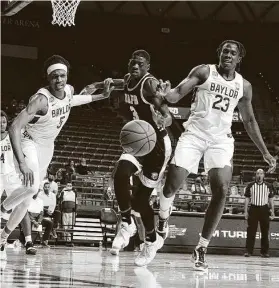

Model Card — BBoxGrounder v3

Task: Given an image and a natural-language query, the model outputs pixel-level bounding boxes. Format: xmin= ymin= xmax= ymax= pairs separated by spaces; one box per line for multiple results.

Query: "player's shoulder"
xmin=243 ymin=78 xmax=252 ymax=89
xmin=66 ymin=84 xmax=74 ymax=95
xmin=29 ymin=92 xmax=48 ymax=106
xmin=191 ymin=64 xmax=210 ymax=81
xmin=124 ymin=73 xmax=130 ymax=83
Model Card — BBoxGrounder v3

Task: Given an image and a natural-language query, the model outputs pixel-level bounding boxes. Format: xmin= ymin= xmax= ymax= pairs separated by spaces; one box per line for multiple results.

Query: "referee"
xmin=244 ymin=169 xmax=275 ymax=257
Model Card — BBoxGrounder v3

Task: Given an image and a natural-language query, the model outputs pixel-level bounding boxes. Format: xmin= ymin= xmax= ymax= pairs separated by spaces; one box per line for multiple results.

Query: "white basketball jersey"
xmin=25 ymin=85 xmax=73 ymax=145
xmin=1 ymin=134 xmax=16 ymax=175
xmin=184 ymin=65 xmax=244 ymax=141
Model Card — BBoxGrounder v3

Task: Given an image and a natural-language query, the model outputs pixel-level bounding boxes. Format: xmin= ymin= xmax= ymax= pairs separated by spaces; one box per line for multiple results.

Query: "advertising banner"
xmin=163 ymin=214 xmax=279 ymax=249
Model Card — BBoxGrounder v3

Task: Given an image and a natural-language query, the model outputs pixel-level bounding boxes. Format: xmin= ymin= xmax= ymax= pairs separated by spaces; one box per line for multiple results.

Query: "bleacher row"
xmin=52 ymin=106 xmax=279 ymax=181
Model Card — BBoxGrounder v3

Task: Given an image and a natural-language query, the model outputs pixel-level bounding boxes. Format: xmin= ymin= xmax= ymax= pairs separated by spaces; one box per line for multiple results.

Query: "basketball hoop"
xmin=51 ymin=0 xmax=81 ymax=27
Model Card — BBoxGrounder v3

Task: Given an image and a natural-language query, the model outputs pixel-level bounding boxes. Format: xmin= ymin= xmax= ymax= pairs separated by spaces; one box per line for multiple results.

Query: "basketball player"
xmin=0 ymin=55 xmax=114 ymax=256
xmin=110 ymin=50 xmax=173 ymax=267
xmin=155 ymin=40 xmax=277 ymax=271
xmin=0 ymin=110 xmax=37 ymax=257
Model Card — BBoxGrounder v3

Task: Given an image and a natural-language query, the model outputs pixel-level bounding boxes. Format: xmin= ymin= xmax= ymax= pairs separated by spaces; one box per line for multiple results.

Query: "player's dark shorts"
xmin=118 ymin=129 xmax=172 ymax=188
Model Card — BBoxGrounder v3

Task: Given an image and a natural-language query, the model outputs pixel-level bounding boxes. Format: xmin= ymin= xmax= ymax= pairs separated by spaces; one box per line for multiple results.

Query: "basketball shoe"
xmin=110 ymin=218 xmax=137 ymax=256
xmin=134 ymin=233 xmax=164 ymax=267
xmin=191 ymin=247 xmax=208 ymax=272
xmin=156 ymin=206 xmax=172 ymax=240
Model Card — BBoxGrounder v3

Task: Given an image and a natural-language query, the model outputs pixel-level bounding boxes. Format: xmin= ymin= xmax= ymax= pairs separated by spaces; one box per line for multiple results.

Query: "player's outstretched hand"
xmin=19 ymin=163 xmax=34 ymax=186
xmin=263 ymin=153 xmax=277 ymax=173
xmin=156 ymin=79 xmax=171 ymax=98
xmin=103 ymin=78 xmax=115 ymax=98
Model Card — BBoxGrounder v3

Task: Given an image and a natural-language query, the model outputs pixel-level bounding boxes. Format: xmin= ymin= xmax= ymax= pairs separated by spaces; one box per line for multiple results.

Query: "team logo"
xmin=235 ymin=82 xmax=240 ymax=90
xmin=49 ymin=96 xmax=55 ymax=103
xmin=151 ymin=172 xmax=158 ymax=180
xmin=212 ymin=71 xmax=218 ymax=78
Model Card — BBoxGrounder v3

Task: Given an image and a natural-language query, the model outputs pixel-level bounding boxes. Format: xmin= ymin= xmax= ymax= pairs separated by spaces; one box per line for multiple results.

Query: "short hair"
xmin=132 ymin=50 xmax=150 ymax=63
xmin=43 ymin=55 xmax=70 ymax=76
xmin=217 ymin=40 xmax=246 ymax=58
xmin=1 ymin=110 xmax=8 ymax=122
xmin=44 ymin=181 xmax=50 ymax=186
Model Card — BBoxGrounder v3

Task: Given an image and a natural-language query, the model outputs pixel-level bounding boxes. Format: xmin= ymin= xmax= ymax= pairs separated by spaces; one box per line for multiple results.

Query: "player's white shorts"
xmin=171 ymin=132 xmax=234 ymax=174
xmin=0 ymin=171 xmax=22 ymax=198
xmin=21 ymin=130 xmax=54 ymax=183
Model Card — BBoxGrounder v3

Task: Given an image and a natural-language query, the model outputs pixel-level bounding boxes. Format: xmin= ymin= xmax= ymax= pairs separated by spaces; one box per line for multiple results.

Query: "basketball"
xmin=120 ymin=120 xmax=157 ymax=157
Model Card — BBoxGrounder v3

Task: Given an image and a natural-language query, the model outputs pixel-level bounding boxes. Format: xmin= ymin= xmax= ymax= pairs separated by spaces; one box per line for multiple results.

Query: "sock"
xmin=121 ymin=208 xmax=132 ymax=225
xmin=196 ymin=236 xmax=209 ymax=249
xmin=25 ymin=235 xmax=32 ymax=244
xmin=1 ymin=226 xmax=11 ymax=240
xmin=145 ymin=229 xmax=156 ymax=243
xmin=159 ymin=193 xmax=175 ymax=219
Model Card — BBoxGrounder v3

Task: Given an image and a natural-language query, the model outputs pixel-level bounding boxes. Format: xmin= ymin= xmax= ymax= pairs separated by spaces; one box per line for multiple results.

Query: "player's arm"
xmin=160 ymin=65 xmax=209 ymax=103
xmin=71 ymin=78 xmax=115 ymax=107
xmin=144 ymin=78 xmax=173 ymax=127
xmin=9 ymin=94 xmax=48 ymax=186
xmin=238 ymin=80 xmax=276 ymax=173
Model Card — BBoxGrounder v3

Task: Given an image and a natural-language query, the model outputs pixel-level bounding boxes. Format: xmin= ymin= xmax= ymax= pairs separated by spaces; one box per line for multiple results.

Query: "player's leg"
xmin=192 ymin=140 xmax=233 ymax=271
xmin=0 ymin=139 xmax=40 ymax=247
xmin=110 ymin=157 xmax=139 ymax=255
xmin=132 ymin=183 xmax=163 ymax=266
xmin=20 ymin=212 xmax=37 ymax=255
xmin=157 ymin=133 xmax=204 ymax=238
xmin=1 ymin=139 xmax=40 ymax=212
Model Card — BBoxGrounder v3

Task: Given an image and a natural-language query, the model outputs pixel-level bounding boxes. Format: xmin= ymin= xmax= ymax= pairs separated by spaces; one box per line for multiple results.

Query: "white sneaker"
xmin=110 ymin=218 xmax=137 ymax=256
xmin=134 ymin=233 xmax=164 ymax=267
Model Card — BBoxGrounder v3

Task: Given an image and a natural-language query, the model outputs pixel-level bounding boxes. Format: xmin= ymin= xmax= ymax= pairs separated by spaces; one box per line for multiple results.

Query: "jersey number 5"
xmin=57 ymin=116 xmax=65 ymax=129
xmin=1 ymin=153 xmax=4 ymax=163
xmin=130 ymin=106 xmax=139 ymax=120
xmin=212 ymin=95 xmax=230 ymax=112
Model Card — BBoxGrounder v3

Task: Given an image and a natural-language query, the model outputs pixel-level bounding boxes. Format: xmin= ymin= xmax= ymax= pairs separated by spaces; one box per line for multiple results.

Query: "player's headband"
xmin=47 ymin=63 xmax=68 ymax=75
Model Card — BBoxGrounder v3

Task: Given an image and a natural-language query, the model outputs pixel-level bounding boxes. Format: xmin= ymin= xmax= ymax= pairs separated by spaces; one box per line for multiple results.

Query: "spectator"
xmin=39 ymin=182 xmax=60 ymax=243
xmin=274 ymin=194 xmax=279 ymax=216
xmin=76 ymin=158 xmax=90 ymax=175
xmin=273 ymin=177 xmax=279 ymax=195
xmin=229 ymin=186 xmax=240 ymax=203
xmin=56 ymin=169 xmax=67 ymax=187
xmin=177 ymin=181 xmax=192 ymax=211
xmin=27 ymin=191 xmax=53 ymax=247
xmin=15 ymin=100 xmax=26 ymax=117
xmin=41 ymin=173 xmax=58 ymax=196
xmin=64 ymin=159 xmax=76 ymax=182
xmin=59 ymin=182 xmax=77 ymax=247
xmin=244 ymin=169 xmax=275 ymax=258
xmin=191 ymin=177 xmax=203 ymax=200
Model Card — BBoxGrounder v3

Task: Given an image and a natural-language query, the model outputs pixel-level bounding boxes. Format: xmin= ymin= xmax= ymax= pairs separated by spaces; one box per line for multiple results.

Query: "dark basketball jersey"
xmin=123 ymin=73 xmax=160 ymax=132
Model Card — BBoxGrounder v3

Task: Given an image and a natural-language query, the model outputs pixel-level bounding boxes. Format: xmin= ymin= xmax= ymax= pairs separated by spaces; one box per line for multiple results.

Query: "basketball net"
xmin=51 ymin=0 xmax=81 ymax=27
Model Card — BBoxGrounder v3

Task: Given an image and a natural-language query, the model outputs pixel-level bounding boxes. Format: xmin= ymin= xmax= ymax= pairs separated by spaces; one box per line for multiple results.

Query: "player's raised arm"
xmin=9 ymin=94 xmax=48 ymax=186
xmin=71 ymin=78 xmax=115 ymax=107
xmin=144 ymin=78 xmax=172 ymax=128
xmin=157 ymin=65 xmax=209 ymax=103
xmin=238 ymin=79 xmax=276 ymax=173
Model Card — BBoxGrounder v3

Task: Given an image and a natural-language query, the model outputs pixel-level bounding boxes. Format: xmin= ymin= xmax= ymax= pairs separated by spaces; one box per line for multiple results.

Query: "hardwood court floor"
xmin=1 ymin=246 xmax=278 ymax=287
